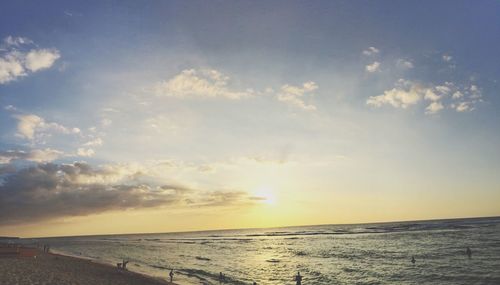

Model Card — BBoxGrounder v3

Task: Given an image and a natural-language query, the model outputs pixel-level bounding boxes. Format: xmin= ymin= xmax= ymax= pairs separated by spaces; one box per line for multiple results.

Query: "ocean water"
xmin=30 ymin=217 xmax=500 ymax=284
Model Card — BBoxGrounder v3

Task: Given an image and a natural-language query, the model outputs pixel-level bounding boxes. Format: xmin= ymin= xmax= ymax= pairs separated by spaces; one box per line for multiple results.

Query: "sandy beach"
xmin=0 ymin=248 xmax=176 ymax=285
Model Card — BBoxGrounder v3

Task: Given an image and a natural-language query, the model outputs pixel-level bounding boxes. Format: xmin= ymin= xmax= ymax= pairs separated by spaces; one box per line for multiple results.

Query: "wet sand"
xmin=0 ymin=250 xmax=176 ymax=285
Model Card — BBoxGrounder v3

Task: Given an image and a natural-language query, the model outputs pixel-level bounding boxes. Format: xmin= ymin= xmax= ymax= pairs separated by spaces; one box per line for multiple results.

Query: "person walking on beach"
xmin=295 ymin=272 xmax=302 ymax=285
xmin=169 ymin=269 xmax=174 ymax=283
xmin=466 ymin=247 xmax=472 ymax=259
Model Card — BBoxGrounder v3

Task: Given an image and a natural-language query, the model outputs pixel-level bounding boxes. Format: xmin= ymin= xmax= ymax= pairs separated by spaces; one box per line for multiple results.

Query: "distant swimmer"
xmin=466 ymin=247 xmax=472 ymax=259
xmin=295 ymin=272 xmax=303 ymax=285
xmin=411 ymin=256 xmax=416 ymax=264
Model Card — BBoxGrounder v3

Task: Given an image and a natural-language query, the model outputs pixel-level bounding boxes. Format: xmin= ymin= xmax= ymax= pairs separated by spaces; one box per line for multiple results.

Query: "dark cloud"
xmin=0 ymin=163 xmax=183 ymax=225
xmin=0 ymin=162 xmax=263 ymax=225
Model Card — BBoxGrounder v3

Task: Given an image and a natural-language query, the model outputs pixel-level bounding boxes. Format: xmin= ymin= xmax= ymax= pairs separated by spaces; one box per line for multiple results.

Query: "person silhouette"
xmin=466 ymin=247 xmax=472 ymax=259
xmin=169 ymin=269 xmax=174 ymax=283
xmin=295 ymin=272 xmax=302 ymax=285
xmin=122 ymin=259 xmax=129 ymax=270
xmin=219 ymin=272 xmax=223 ymax=284
xmin=411 ymin=256 xmax=416 ymax=264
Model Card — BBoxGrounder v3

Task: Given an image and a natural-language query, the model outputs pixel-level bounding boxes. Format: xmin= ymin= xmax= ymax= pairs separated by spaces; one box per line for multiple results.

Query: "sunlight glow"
xmin=254 ymin=186 xmax=277 ymax=205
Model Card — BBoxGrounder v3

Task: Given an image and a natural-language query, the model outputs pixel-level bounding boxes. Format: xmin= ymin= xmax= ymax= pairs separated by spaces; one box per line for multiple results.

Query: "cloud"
xmin=14 ymin=114 xmax=42 ymax=139
xmin=155 ymin=69 xmax=253 ymax=99
xmin=362 ymin=47 xmax=380 ymax=56
xmin=453 ymin=101 xmax=473 ymax=112
xmin=469 ymin=84 xmax=481 ymax=99
xmin=442 ymin=54 xmax=453 ymax=62
xmin=3 ymin=36 xmax=33 ymax=47
xmin=24 ymin=49 xmax=60 ymax=72
xmin=83 ymin=138 xmax=103 ymax=147
xmin=0 ymin=163 xmax=182 ymax=225
xmin=76 ymin=148 xmax=95 ymax=157
xmin=0 ymin=36 xmax=60 ymax=84
xmin=365 ymin=61 xmax=381 ymax=73
xmin=425 ymin=102 xmax=444 ymax=114
xmin=0 ymin=162 xmax=263 ymax=225
xmin=367 ymin=80 xmax=422 ymax=108
xmin=368 ymin=79 xmax=483 ymax=115
xmin=435 ymin=84 xmax=451 ymax=95
xmin=424 ymin=89 xmax=441 ymax=101
xmin=187 ymin=191 xmax=263 ymax=207
xmin=277 ymin=81 xmax=318 ymax=111
xmin=0 ymin=148 xmax=63 ymax=163
xmin=0 ymin=51 xmax=26 ymax=84
xmin=14 ymin=113 xmax=80 ymax=140
xmin=397 ymin=59 xmax=414 ymax=69
xmin=452 ymin=91 xmax=464 ymax=99
xmin=449 ymin=85 xmax=482 ymax=112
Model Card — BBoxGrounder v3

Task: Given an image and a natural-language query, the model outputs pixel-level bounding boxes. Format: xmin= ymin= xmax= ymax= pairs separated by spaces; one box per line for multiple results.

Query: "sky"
xmin=0 ymin=0 xmax=499 ymax=238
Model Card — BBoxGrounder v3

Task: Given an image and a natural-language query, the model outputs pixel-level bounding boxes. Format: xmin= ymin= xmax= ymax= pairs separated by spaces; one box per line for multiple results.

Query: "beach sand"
xmin=0 ymin=250 xmax=176 ymax=285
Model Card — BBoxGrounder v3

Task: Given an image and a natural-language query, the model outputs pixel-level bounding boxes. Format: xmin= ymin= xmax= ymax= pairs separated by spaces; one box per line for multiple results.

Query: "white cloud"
xmin=83 ymin=138 xmax=103 ymax=146
xmin=362 ymin=47 xmax=380 ymax=56
xmin=365 ymin=61 xmax=381 ymax=73
xmin=425 ymin=102 xmax=444 ymax=114
xmin=0 ymin=36 xmax=60 ymax=84
xmin=452 ymin=91 xmax=464 ymax=99
xmin=435 ymin=85 xmax=451 ymax=95
xmin=277 ymin=81 xmax=318 ymax=111
xmin=442 ymin=54 xmax=452 ymax=62
xmin=0 ymin=51 xmax=26 ymax=84
xmin=14 ymin=114 xmax=43 ymax=139
xmin=3 ymin=36 xmax=32 ymax=47
xmin=424 ymin=89 xmax=441 ymax=101
xmin=369 ymin=78 xmax=483 ymax=115
xmin=367 ymin=80 xmax=422 ymax=108
xmin=155 ymin=69 xmax=252 ymax=99
xmin=469 ymin=84 xmax=482 ymax=99
xmin=14 ymin=114 xmax=79 ymax=140
xmin=77 ymin=148 xmax=95 ymax=157
xmin=29 ymin=148 xmax=64 ymax=162
xmin=397 ymin=59 xmax=414 ymax=69
xmin=454 ymin=102 xmax=473 ymax=112
xmin=24 ymin=49 xmax=60 ymax=72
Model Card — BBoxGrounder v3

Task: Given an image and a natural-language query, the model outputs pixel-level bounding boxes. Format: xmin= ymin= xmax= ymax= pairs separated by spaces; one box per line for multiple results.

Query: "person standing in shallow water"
xmin=466 ymin=247 xmax=472 ymax=259
xmin=295 ymin=272 xmax=302 ymax=285
xmin=169 ymin=269 xmax=174 ymax=283
xmin=411 ymin=256 xmax=416 ymax=264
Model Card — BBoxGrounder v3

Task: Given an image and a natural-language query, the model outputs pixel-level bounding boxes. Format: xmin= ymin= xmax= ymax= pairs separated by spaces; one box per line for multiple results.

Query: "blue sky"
xmin=0 ymin=0 xmax=499 ymax=237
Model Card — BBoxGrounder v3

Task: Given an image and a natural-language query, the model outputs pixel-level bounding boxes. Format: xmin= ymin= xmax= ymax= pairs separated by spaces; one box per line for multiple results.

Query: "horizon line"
xmin=20 ymin=214 xmax=500 ymax=239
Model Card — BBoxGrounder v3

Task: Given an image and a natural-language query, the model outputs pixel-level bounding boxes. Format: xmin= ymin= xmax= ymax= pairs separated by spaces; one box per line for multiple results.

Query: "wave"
xmin=179 ymin=268 xmax=249 ymax=285
xmin=195 ymin=256 xmax=211 ymax=261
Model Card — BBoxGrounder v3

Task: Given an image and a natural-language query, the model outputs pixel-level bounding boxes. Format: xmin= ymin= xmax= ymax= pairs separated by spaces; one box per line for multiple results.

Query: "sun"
xmin=254 ymin=186 xmax=277 ymax=205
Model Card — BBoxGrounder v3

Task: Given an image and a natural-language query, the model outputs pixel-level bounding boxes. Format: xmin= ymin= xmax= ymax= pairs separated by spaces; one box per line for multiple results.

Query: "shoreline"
xmin=51 ymin=251 xmax=178 ymax=285
xmin=0 ymin=247 xmax=178 ymax=285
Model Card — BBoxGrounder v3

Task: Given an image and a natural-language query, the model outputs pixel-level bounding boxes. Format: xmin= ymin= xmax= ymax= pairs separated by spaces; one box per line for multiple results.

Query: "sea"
xmin=25 ymin=217 xmax=500 ymax=284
